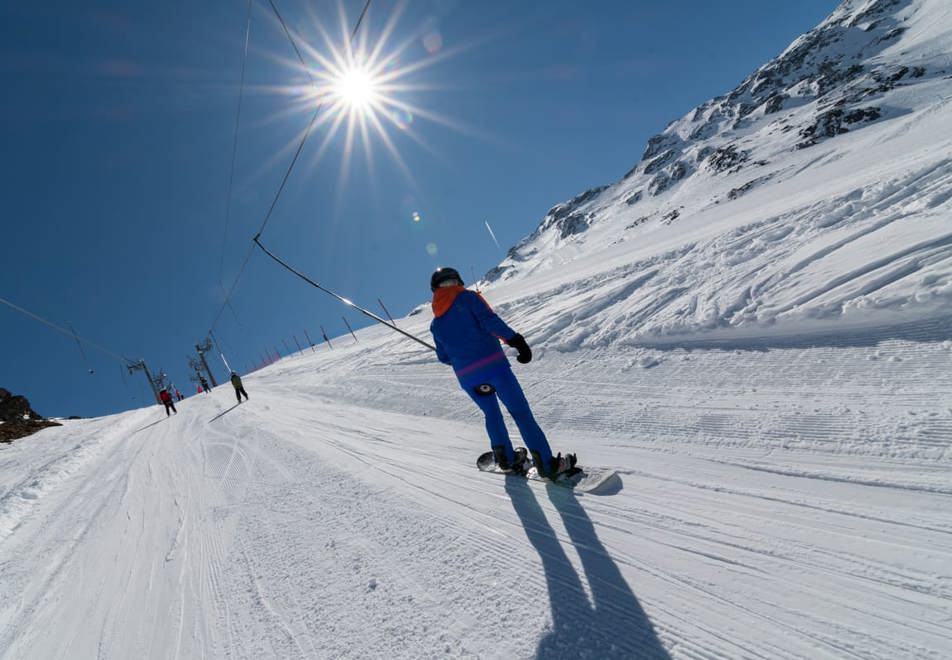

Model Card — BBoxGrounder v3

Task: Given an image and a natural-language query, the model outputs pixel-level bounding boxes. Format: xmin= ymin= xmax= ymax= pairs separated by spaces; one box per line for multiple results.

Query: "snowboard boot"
xmin=492 ymin=445 xmax=513 ymax=471
xmin=510 ymin=448 xmax=529 ymax=475
xmin=553 ymin=452 xmax=578 ymax=478
xmin=493 ymin=446 xmax=529 ymax=473
xmin=531 ymin=450 xmax=578 ymax=480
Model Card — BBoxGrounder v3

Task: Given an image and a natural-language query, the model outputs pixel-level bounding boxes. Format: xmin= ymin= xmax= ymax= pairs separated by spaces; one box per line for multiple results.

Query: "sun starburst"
xmin=332 ymin=65 xmax=379 ymax=110
xmin=258 ymin=1 xmax=483 ymax=193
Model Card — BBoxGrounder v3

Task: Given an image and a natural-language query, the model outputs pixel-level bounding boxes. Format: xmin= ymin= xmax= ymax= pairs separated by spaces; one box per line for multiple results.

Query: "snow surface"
xmin=1 ymin=325 xmax=950 ymax=659
xmin=2 ymin=0 xmax=952 ymax=658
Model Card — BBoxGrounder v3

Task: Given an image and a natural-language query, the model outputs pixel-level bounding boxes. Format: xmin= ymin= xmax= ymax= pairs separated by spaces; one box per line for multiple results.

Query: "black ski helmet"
xmin=430 ymin=267 xmax=463 ymax=291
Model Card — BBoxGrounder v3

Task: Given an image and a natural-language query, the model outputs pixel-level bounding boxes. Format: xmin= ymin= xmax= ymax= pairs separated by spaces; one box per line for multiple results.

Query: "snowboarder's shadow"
xmin=505 ymin=478 xmax=669 ymax=659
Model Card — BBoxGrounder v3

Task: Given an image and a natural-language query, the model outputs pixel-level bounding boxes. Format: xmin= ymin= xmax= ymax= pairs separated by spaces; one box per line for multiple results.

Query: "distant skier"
xmin=428 ymin=267 xmax=575 ymax=478
xmin=199 ymin=376 xmax=210 ymax=394
xmin=175 ymin=388 xmax=183 ymax=402
xmin=230 ymin=372 xmax=248 ymax=403
xmin=158 ymin=388 xmax=177 ymax=416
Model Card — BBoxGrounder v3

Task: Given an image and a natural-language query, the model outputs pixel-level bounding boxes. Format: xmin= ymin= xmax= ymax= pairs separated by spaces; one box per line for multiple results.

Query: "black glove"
xmin=508 ymin=333 xmax=532 ymax=364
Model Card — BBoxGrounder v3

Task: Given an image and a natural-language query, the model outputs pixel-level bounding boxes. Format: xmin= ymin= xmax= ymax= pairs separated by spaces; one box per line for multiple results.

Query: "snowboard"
xmin=476 ymin=450 xmax=620 ymax=494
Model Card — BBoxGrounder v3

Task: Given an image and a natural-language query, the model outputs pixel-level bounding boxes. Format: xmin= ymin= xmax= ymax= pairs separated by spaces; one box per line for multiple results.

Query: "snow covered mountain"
xmin=483 ymin=0 xmax=952 ymax=345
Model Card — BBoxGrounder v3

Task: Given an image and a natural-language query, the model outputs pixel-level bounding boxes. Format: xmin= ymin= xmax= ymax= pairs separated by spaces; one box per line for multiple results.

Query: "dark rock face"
xmin=642 ymin=134 xmax=674 ymax=160
xmin=648 ymin=161 xmax=689 ymax=196
xmin=727 ymin=173 xmax=775 ymax=200
xmin=815 ymin=62 xmax=865 ymax=98
xmin=0 ymin=387 xmax=61 ymax=443
xmin=705 ymin=145 xmax=750 ymax=173
xmin=624 ymin=191 xmax=643 ymax=206
xmin=648 ymin=174 xmax=669 ymax=196
xmin=866 ymin=64 xmax=927 ymax=94
xmin=536 ymin=186 xmax=608 ymax=239
xmin=798 ymin=105 xmax=882 ymax=148
xmin=643 ymin=149 xmax=677 ymax=175
xmin=626 ymin=215 xmax=650 ymax=230
xmin=553 ymin=211 xmax=592 ymax=238
xmin=0 ymin=388 xmax=32 ymax=422
xmin=696 ymin=146 xmax=715 ymax=163
xmin=764 ymin=93 xmax=787 ymax=114
xmin=661 ymin=209 xmax=681 ymax=225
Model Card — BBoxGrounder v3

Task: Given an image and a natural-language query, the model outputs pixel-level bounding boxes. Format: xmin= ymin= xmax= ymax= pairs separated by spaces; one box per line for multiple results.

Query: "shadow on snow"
xmin=208 ymin=404 xmax=241 ymax=423
xmin=505 ymin=478 xmax=669 ymax=659
xmin=131 ymin=417 xmax=167 ymax=434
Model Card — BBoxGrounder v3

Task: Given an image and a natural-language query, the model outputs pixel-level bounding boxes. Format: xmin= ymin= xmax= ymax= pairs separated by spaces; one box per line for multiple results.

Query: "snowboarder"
xmin=230 ymin=371 xmax=248 ymax=403
xmin=158 ymin=388 xmax=177 ymax=416
xmin=428 ymin=267 xmax=575 ymax=479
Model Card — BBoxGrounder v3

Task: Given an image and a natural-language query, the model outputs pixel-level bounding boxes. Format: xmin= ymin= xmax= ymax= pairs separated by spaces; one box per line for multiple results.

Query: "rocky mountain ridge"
xmin=484 ymin=0 xmax=950 ymax=286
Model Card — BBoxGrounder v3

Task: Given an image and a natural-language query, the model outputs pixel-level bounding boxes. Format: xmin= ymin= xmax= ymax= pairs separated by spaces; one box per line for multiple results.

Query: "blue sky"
xmin=1 ymin=0 xmax=837 ymax=418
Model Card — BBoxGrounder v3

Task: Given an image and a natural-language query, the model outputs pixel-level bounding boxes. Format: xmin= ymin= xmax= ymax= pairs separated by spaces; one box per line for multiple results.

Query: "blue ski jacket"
xmin=430 ymin=287 xmax=516 ymax=379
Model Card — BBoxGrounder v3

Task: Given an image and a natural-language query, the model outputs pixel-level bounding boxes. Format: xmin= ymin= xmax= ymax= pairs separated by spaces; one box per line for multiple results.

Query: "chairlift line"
xmin=68 ymin=322 xmax=95 ymax=374
xmin=267 ymin=0 xmax=315 ymax=80
xmin=218 ymin=0 xmax=254 ymax=288
xmin=119 ymin=363 xmax=136 ymax=400
xmin=0 ymin=295 xmax=132 ymax=366
xmin=253 ymin=235 xmax=435 ymax=352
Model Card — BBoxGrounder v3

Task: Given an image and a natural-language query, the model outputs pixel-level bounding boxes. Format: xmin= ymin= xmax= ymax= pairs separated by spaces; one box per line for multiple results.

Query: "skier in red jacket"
xmin=159 ymin=388 xmax=177 ymax=416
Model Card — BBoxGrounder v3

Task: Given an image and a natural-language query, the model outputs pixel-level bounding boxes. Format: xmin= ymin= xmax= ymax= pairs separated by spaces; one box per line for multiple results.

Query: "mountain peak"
xmin=484 ymin=0 xmax=949 ymax=288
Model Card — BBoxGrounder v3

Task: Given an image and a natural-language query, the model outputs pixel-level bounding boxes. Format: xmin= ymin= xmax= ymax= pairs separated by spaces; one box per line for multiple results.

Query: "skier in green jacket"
xmin=230 ymin=372 xmax=249 ymax=403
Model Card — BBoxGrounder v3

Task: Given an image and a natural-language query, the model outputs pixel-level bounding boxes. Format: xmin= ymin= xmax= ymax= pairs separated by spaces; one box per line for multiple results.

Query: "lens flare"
xmin=393 ymin=109 xmax=414 ymax=130
xmin=423 ymin=31 xmax=443 ymax=54
xmin=412 ymin=211 xmax=422 ymax=222
xmin=426 ymin=242 xmax=438 ymax=256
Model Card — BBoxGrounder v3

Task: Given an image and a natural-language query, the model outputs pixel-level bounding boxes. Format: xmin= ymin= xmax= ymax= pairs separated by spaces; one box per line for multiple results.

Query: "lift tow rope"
xmin=0 ymin=295 xmax=132 ymax=366
xmin=252 ymin=235 xmax=436 ymax=352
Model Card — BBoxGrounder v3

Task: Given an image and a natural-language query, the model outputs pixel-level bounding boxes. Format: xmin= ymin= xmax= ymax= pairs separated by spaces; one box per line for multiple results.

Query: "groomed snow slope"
xmin=0 ymin=317 xmax=950 ymax=659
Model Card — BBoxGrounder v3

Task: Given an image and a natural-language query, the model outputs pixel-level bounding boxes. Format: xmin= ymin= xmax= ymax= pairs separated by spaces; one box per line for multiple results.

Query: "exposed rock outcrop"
xmin=0 ymin=388 xmax=61 ymax=442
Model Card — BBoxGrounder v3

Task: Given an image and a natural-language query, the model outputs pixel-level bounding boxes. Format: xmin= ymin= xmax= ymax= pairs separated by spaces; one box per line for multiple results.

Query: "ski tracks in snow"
xmin=493 ymin=156 xmax=952 ymax=349
xmin=0 ymin=327 xmax=950 ymax=658
xmin=283 ymin=322 xmax=952 ymax=658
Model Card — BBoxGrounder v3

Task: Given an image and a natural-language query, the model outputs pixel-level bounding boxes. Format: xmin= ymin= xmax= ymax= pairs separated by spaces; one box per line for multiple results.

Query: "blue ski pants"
xmin=460 ymin=366 xmax=553 ymax=466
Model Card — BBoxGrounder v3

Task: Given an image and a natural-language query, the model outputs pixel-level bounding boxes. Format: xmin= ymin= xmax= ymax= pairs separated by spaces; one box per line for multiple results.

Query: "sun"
xmin=262 ymin=1 xmax=479 ymax=190
xmin=332 ymin=66 xmax=379 ymax=111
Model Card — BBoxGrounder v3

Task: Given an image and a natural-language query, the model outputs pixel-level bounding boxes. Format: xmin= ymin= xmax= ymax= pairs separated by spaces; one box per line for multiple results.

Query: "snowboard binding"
xmin=492 ymin=446 xmax=529 ymax=475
